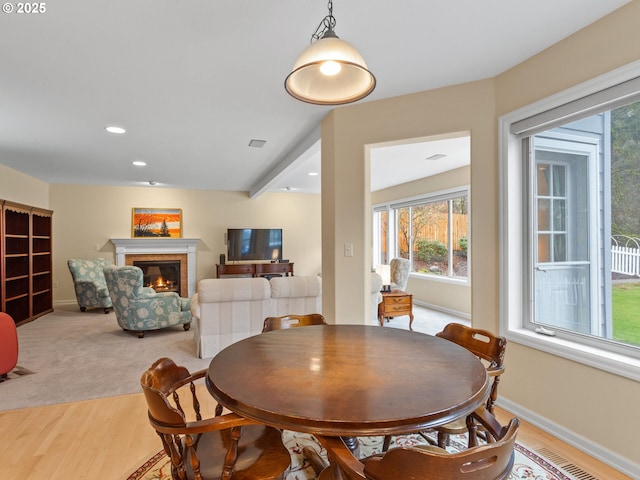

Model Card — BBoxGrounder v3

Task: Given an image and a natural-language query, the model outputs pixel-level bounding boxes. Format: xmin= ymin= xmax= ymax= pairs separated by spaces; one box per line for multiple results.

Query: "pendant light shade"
xmin=285 ymin=2 xmax=375 ymax=105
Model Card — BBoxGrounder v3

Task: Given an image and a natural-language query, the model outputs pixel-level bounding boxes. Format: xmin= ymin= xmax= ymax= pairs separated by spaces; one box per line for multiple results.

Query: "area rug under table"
xmin=126 ymin=430 xmax=583 ymax=480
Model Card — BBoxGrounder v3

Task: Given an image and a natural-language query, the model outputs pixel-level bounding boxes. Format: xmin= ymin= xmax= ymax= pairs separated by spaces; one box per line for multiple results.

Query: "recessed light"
xmin=148 ymin=181 xmax=157 ymax=186
xmin=425 ymin=154 xmax=447 ymax=161
xmin=308 ymin=172 xmax=319 ymax=176
xmin=132 ymin=161 xmax=146 ymax=167
xmin=105 ymin=125 xmax=126 ymax=134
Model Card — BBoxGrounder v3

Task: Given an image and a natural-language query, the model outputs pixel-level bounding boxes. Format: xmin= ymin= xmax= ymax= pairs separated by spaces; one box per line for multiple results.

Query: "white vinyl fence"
xmin=611 ymin=235 xmax=640 ymax=277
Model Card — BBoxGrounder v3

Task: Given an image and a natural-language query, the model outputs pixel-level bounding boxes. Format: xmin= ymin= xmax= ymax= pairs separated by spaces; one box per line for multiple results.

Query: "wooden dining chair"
xmin=314 ymin=408 xmax=519 ymax=480
xmin=141 ymin=357 xmax=291 ymax=480
xmin=382 ymin=322 xmax=507 ymax=452
xmin=261 ymin=313 xmax=327 ymax=332
xmin=431 ymin=323 xmax=507 ymax=447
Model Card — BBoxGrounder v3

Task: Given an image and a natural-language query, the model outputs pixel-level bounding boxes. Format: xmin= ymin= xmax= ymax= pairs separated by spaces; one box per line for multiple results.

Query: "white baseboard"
xmin=498 ymin=397 xmax=640 ymax=479
xmin=413 ymin=300 xmax=471 ymax=321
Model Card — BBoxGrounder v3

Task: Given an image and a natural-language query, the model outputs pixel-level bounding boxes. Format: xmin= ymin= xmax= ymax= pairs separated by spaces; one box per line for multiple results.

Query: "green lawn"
xmin=612 ymin=283 xmax=640 ymax=345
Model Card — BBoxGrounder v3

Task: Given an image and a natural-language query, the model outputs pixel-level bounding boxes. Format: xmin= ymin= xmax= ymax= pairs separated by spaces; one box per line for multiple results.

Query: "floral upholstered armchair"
xmin=67 ymin=258 xmax=113 ymax=313
xmin=390 ymin=257 xmax=411 ymax=291
xmin=103 ymin=265 xmax=191 ymax=338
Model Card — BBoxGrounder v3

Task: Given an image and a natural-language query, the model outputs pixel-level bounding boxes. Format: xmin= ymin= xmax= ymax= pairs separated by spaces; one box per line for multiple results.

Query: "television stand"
xmin=216 ymin=263 xmax=294 ymax=278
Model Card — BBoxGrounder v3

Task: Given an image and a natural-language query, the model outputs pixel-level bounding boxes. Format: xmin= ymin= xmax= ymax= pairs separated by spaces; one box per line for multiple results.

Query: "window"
xmin=501 ymin=63 xmax=640 ymax=379
xmin=373 ymin=207 xmax=389 ymax=265
xmin=373 ymin=188 xmax=469 ymax=282
xmin=533 ymin=134 xmax=598 ymax=335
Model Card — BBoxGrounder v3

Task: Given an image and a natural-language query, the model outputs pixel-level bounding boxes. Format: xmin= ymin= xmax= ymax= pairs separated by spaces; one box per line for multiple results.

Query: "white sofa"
xmin=190 ymin=275 xmax=322 ymax=358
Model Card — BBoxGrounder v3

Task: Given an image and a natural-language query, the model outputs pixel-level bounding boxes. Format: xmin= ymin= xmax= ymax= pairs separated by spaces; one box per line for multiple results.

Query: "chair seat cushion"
xmin=414 ymin=444 xmax=448 ymax=454
xmin=435 ymin=417 xmax=468 ymax=434
xmin=185 ymin=424 xmax=290 ymax=480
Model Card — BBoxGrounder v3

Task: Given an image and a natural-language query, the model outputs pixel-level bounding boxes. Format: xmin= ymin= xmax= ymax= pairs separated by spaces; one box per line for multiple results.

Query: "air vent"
xmin=248 ymin=139 xmax=266 ymax=148
xmin=535 ymin=447 xmax=599 ymax=480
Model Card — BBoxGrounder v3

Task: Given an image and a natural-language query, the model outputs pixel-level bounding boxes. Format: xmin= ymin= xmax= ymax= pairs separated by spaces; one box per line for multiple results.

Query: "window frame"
xmin=499 ymin=60 xmax=640 ymax=381
xmin=373 ymin=186 xmax=470 ymax=286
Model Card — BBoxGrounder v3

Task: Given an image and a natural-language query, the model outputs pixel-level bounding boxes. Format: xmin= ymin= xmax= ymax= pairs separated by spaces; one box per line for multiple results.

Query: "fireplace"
xmin=110 ymin=238 xmax=198 ymax=297
xmin=133 ymin=259 xmax=181 ymax=294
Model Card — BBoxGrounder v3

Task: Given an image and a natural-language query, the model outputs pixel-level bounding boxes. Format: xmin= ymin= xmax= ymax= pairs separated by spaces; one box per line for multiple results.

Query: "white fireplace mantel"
xmin=110 ymin=238 xmax=199 ymax=297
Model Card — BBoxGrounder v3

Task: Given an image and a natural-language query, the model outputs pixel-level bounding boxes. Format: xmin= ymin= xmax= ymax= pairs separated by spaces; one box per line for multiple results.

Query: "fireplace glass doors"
xmin=134 ymin=260 xmax=181 ymax=294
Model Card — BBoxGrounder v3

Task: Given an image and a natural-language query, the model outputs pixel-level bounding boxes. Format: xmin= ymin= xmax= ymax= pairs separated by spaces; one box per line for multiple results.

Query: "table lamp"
xmin=376 ymin=264 xmax=391 ymax=292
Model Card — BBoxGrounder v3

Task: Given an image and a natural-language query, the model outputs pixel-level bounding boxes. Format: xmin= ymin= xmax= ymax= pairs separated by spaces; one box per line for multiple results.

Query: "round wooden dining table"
xmin=206 ymin=325 xmax=489 ymax=438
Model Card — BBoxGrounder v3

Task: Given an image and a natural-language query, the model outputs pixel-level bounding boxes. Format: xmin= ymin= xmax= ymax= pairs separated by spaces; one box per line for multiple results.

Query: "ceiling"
xmin=0 ymin=1 xmax=630 ymax=195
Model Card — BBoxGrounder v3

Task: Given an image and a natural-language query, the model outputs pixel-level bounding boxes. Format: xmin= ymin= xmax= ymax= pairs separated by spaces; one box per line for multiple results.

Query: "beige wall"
xmin=0 ymin=164 xmax=50 ymax=209
xmin=371 ymin=166 xmax=471 ymax=316
xmin=322 ymin=79 xmax=495 ymax=326
xmin=492 ymin=1 xmax=640 ymax=467
xmin=323 ymin=1 xmax=640 ymax=470
xmin=49 ymin=184 xmax=321 ymax=303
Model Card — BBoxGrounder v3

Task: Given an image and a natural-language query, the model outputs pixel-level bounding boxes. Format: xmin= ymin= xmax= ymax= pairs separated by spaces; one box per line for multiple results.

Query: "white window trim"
xmin=499 ymin=60 xmax=640 ymax=382
xmin=410 ymin=271 xmax=471 ymax=287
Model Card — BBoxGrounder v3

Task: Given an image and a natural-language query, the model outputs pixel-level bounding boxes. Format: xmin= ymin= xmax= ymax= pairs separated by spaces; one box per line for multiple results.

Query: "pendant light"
xmin=285 ymin=0 xmax=376 ymax=105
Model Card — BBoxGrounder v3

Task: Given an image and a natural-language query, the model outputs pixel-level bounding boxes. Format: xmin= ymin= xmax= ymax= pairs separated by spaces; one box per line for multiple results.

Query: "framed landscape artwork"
xmin=132 ymin=208 xmax=182 ymax=238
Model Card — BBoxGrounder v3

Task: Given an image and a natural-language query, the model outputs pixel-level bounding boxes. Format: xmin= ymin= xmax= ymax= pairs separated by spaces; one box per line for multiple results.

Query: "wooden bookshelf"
xmin=1 ymin=200 xmax=53 ymax=325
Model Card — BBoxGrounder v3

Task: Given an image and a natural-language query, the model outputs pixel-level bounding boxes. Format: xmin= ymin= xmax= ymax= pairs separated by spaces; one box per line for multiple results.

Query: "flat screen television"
xmin=227 ymin=228 xmax=283 ymax=262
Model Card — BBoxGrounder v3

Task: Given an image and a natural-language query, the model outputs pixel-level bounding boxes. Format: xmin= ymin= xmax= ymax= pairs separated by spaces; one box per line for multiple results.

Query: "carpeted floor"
xmin=125 ymin=431 xmax=579 ymax=480
xmin=0 ymin=302 xmax=463 ymax=411
xmin=0 ymin=365 xmax=34 ymax=382
xmin=0 ymin=304 xmax=210 ymax=411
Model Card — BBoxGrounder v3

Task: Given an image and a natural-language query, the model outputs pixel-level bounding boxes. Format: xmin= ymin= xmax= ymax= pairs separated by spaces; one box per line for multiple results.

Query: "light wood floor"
xmin=0 ymin=389 xmax=632 ymax=479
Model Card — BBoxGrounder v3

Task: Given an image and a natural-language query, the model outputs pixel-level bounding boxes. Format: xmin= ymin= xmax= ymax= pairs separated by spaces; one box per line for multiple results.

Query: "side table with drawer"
xmin=378 ymin=290 xmax=414 ymax=330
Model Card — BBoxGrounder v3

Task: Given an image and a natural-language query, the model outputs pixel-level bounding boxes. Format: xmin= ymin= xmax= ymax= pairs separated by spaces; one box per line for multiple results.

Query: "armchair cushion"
xmin=103 ymin=265 xmax=191 ymax=337
xmin=270 ymin=275 xmax=322 ymax=315
xmin=67 ymin=258 xmax=113 ymax=311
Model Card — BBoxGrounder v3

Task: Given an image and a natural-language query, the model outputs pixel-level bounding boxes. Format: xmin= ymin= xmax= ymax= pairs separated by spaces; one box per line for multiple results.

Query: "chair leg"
xmin=467 ymin=415 xmax=479 ymax=448
xmin=183 ymin=323 xmax=191 ymax=331
xmin=103 ymin=307 xmax=110 ymax=314
xmin=437 ymin=431 xmax=449 ymax=449
xmin=80 ymin=307 xmax=86 ymax=312
xmin=302 ymin=446 xmax=327 ymax=476
xmin=137 ymin=331 xmax=145 ymax=338
xmin=382 ymin=435 xmax=392 ymax=452
xmin=417 ymin=431 xmax=438 ymax=446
